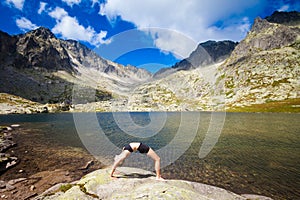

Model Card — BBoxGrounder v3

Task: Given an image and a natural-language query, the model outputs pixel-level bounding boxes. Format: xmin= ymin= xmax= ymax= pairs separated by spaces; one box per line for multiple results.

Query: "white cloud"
xmin=49 ymin=7 xmax=68 ymax=19
xmin=100 ymin=0 xmax=260 ymax=56
xmin=16 ymin=17 xmax=38 ymax=31
xmin=278 ymin=4 xmax=289 ymax=12
xmin=62 ymin=0 xmax=81 ymax=7
xmin=5 ymin=0 xmax=25 ymax=10
xmin=49 ymin=7 xmax=110 ymax=46
xmin=146 ymin=28 xmax=197 ymax=58
xmin=38 ymin=2 xmax=47 ymax=14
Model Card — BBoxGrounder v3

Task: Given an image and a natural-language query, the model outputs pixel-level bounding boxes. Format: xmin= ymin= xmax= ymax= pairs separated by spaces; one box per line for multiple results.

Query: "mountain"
xmin=0 ymin=27 xmax=151 ymax=107
xmin=218 ymin=14 xmax=300 ymax=111
xmin=0 ymin=11 xmax=299 ymax=113
xmin=154 ymin=40 xmax=238 ymax=79
xmin=265 ymin=11 xmax=300 ymax=26
xmin=174 ymin=40 xmax=238 ymax=70
xmin=124 ymin=11 xmax=300 ymax=112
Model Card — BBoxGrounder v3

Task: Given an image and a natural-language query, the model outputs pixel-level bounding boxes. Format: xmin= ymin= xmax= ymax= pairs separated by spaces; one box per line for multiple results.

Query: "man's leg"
xmin=110 ymin=150 xmax=131 ymax=177
xmin=147 ymin=148 xmax=163 ymax=180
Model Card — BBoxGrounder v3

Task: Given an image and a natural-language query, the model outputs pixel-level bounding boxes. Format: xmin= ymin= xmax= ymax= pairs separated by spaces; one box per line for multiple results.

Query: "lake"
xmin=0 ymin=112 xmax=299 ymax=200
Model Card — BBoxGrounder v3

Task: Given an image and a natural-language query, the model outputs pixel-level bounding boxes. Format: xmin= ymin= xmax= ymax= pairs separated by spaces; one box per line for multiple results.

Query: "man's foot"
xmin=156 ymin=176 xmax=165 ymax=181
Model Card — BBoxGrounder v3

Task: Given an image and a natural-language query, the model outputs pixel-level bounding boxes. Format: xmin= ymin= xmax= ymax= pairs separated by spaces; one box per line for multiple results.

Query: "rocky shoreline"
xmin=0 ymin=125 xmax=104 ymax=200
xmin=1 ymin=92 xmax=299 ymax=114
xmin=0 ymin=124 xmax=19 ymax=173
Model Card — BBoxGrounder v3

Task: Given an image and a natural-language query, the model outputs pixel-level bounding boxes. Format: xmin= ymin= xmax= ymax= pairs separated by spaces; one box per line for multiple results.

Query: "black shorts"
xmin=123 ymin=144 xmax=133 ymax=152
xmin=137 ymin=143 xmax=150 ymax=154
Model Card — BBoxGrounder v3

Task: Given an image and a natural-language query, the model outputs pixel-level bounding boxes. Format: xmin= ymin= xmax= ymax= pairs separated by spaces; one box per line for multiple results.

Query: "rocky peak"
xmin=251 ymin=17 xmax=273 ymax=33
xmin=15 ymin=27 xmax=72 ymax=71
xmin=27 ymin=27 xmax=56 ymax=40
xmin=175 ymin=40 xmax=238 ymax=70
xmin=154 ymin=40 xmax=237 ymax=78
xmin=228 ymin=14 xmax=300 ymax=64
xmin=0 ymin=27 xmax=152 ymax=104
xmin=265 ymin=11 xmax=300 ymax=26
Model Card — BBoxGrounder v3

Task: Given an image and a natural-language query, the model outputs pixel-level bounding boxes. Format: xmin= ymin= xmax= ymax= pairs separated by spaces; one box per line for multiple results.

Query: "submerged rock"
xmin=34 ymin=167 xmax=273 ymax=200
xmin=0 ymin=125 xmax=20 ymax=172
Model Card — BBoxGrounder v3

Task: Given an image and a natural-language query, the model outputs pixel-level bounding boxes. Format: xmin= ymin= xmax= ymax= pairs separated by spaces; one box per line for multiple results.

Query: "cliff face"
xmin=174 ymin=40 xmax=238 ymax=70
xmin=265 ymin=11 xmax=300 ymax=26
xmin=228 ymin=17 xmax=299 ymax=62
xmin=0 ymin=27 xmax=151 ymax=104
xmin=219 ymin=15 xmax=300 ymax=110
xmin=154 ymin=40 xmax=237 ymax=79
xmin=15 ymin=28 xmax=73 ymax=72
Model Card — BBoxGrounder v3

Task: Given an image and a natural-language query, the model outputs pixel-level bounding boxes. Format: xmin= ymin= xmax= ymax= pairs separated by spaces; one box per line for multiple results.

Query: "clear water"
xmin=0 ymin=112 xmax=299 ymax=200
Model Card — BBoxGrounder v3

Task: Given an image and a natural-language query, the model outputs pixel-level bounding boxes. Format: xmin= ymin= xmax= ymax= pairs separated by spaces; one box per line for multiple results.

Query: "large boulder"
xmin=34 ymin=167 xmax=272 ymax=200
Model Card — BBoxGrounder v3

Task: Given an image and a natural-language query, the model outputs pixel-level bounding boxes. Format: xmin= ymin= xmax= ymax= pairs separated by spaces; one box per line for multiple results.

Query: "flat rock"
xmin=34 ymin=167 xmax=273 ymax=200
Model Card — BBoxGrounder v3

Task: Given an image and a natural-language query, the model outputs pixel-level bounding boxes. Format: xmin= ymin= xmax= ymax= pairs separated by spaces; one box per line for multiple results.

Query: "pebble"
xmin=8 ymin=178 xmax=27 ymax=185
xmin=10 ymin=124 xmax=20 ymax=128
xmin=6 ymin=127 xmax=13 ymax=131
xmin=18 ymin=170 xmax=24 ymax=173
xmin=6 ymin=160 xmax=18 ymax=169
xmin=5 ymin=184 xmax=16 ymax=191
xmin=30 ymin=185 xmax=35 ymax=191
xmin=0 ymin=181 xmax=6 ymax=189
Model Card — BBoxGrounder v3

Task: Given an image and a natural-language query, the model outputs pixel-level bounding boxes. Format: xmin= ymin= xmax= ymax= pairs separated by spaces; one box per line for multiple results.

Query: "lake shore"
xmin=1 ymin=93 xmax=299 ymax=114
xmin=0 ymin=126 xmax=104 ymax=199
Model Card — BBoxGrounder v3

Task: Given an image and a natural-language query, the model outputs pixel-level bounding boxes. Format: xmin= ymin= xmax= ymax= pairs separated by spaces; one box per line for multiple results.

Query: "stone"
xmin=30 ymin=185 xmax=36 ymax=191
xmin=241 ymin=194 xmax=274 ymax=200
xmin=5 ymin=184 xmax=16 ymax=191
xmin=10 ymin=124 xmax=20 ymax=128
xmin=6 ymin=160 xmax=17 ymax=169
xmin=34 ymin=167 xmax=273 ymax=200
xmin=8 ymin=178 xmax=27 ymax=185
xmin=79 ymin=160 xmax=94 ymax=170
xmin=0 ymin=154 xmax=18 ymax=172
xmin=0 ymin=181 xmax=6 ymax=189
xmin=5 ymin=127 xmax=12 ymax=131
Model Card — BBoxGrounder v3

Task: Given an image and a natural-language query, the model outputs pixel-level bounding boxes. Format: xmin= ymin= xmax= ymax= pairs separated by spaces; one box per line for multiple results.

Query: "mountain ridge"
xmin=265 ymin=10 xmax=300 ymax=26
xmin=154 ymin=40 xmax=238 ymax=78
xmin=122 ymin=11 xmax=300 ymax=112
xmin=0 ymin=27 xmax=152 ymax=107
xmin=0 ymin=11 xmax=299 ymax=113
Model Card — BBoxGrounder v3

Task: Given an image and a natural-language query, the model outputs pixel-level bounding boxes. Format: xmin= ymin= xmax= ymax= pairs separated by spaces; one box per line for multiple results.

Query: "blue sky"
xmin=1 ymin=0 xmax=299 ymax=73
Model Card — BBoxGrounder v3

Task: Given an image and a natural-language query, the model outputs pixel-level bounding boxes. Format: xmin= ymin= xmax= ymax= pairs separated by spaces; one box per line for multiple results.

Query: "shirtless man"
xmin=110 ymin=142 xmax=164 ymax=180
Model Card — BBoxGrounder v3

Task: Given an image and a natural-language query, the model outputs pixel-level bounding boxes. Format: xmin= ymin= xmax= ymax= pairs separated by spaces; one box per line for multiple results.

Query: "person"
xmin=110 ymin=142 xmax=164 ymax=180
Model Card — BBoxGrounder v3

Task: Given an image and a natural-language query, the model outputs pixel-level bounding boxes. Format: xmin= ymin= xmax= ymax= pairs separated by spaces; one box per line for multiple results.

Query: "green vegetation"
xmin=59 ymin=184 xmax=73 ymax=193
xmin=227 ymin=98 xmax=300 ymax=113
xmin=78 ymin=184 xmax=99 ymax=198
xmin=215 ymin=74 xmax=225 ymax=86
xmin=271 ymin=78 xmax=290 ymax=87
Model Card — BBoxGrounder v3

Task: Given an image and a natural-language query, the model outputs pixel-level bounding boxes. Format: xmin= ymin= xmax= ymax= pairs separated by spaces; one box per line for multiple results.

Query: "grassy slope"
xmin=226 ymin=98 xmax=300 ymax=113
